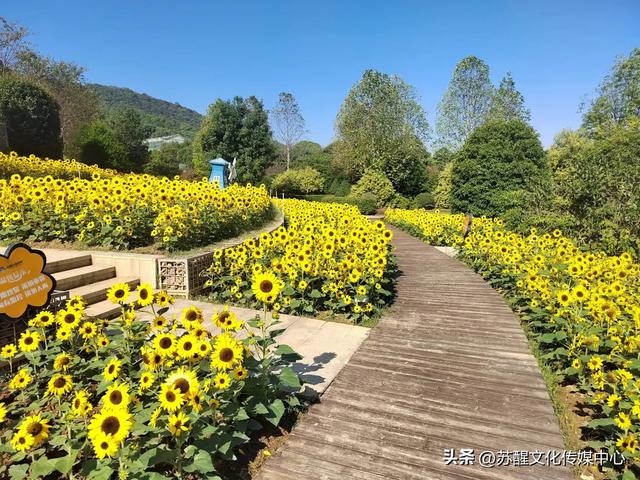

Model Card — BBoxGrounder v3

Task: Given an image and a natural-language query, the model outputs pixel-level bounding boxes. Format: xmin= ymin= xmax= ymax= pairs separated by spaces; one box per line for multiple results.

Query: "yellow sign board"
xmin=0 ymin=243 xmax=56 ymax=319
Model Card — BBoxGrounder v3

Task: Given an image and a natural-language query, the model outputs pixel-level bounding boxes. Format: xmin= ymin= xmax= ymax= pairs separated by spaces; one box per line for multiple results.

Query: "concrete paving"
xmin=139 ymin=299 xmax=371 ymax=397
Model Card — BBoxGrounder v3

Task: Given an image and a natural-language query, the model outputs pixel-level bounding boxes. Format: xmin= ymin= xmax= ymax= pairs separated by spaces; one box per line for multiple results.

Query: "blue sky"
xmin=5 ymin=1 xmax=639 ymax=147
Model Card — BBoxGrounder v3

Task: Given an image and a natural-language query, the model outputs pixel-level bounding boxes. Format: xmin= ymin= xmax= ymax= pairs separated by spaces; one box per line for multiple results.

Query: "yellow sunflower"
xmin=11 ymin=431 xmax=34 ymax=452
xmin=165 ymin=368 xmax=200 ymax=399
xmin=211 ymin=334 xmax=243 ymax=371
xmin=18 ymin=414 xmax=51 ymax=446
xmin=139 ymin=371 xmax=156 ymax=391
xmin=159 ymin=384 xmax=184 ymax=412
xmin=9 ymin=368 xmax=32 ymax=390
xmin=32 ymin=310 xmax=55 ymax=327
xmin=153 ymin=333 xmax=177 ymax=357
xmin=18 ymin=330 xmax=40 ymax=353
xmin=79 ymin=321 xmax=99 ymax=340
xmin=177 ymin=334 xmax=198 ymax=360
xmin=233 ymin=366 xmax=248 ymax=381
xmin=213 ymin=307 xmax=240 ymax=331
xmin=103 ymin=382 xmax=130 ymax=410
xmin=103 ymin=358 xmax=122 ymax=382
xmin=106 ymin=282 xmax=131 ymax=304
xmin=142 ymin=348 xmax=164 ymax=372
xmin=88 ymin=408 xmax=133 ymax=443
xmin=53 ymin=352 xmax=73 ymax=371
xmin=155 ymin=290 xmax=174 ymax=308
xmin=149 ymin=407 xmax=162 ymax=428
xmin=136 ymin=283 xmax=154 ymax=307
xmin=213 ymin=372 xmax=231 ymax=390
xmin=91 ymin=432 xmax=119 ymax=459
xmin=190 ymin=392 xmax=204 ymax=413
xmin=71 ymin=391 xmax=92 ymax=416
xmin=47 ymin=374 xmax=73 ymax=397
xmin=251 ymin=271 xmax=282 ymax=303
xmin=151 ymin=315 xmax=169 ymax=330
xmin=0 ymin=343 xmax=17 ymax=359
xmin=0 ymin=402 xmax=7 ymax=423
xmin=180 ymin=306 xmax=203 ymax=329
xmin=97 ymin=335 xmax=110 ymax=349
xmin=57 ymin=327 xmax=72 ymax=342
xmin=57 ymin=309 xmax=81 ymax=329
xmin=168 ymin=411 xmax=190 ymax=437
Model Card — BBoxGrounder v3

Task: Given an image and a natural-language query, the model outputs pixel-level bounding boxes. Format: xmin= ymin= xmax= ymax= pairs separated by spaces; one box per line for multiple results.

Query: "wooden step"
xmin=84 ymin=300 xmax=128 ymax=319
xmin=53 ymin=265 xmax=116 ymax=291
xmin=43 ymin=252 xmax=93 ymax=274
xmin=68 ymin=276 xmax=140 ymax=306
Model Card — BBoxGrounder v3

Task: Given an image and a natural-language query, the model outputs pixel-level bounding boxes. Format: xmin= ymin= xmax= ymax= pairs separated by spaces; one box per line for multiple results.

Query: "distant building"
xmin=143 ymin=134 xmax=186 ymax=151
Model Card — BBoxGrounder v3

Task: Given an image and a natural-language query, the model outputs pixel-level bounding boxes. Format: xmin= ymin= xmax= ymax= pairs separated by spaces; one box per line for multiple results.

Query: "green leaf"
xmin=31 ymin=458 xmax=58 ymax=478
xmin=8 ymin=464 xmax=28 ymax=480
xmin=183 ymin=450 xmax=215 ymax=474
xmin=622 ymin=471 xmax=637 ymax=480
xmin=235 ymin=407 xmax=250 ymax=421
xmin=88 ymin=466 xmax=114 ymax=480
xmin=275 ymin=344 xmax=300 ymax=358
xmin=587 ymin=417 xmax=615 ymax=428
xmin=138 ymin=446 xmax=177 ymax=468
xmin=282 ymin=286 xmax=295 ymax=296
xmin=289 ymin=299 xmax=301 ymax=309
xmin=279 ymin=367 xmax=302 ymax=390
xmin=309 ymin=289 xmax=323 ymax=298
xmin=55 ymin=452 xmax=77 ymax=475
xmin=266 ymin=399 xmax=286 ymax=426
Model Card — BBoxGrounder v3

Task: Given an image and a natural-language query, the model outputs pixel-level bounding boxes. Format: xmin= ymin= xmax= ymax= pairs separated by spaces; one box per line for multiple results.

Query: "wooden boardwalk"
xmin=257 ymin=228 xmax=571 ymax=480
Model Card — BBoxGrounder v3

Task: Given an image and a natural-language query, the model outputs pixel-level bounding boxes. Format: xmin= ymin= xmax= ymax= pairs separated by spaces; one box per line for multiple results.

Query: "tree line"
xmin=0 ymin=16 xmax=638 ymax=253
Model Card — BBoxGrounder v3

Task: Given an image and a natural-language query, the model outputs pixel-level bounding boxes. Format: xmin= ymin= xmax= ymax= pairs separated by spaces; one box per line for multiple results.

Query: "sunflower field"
xmin=0 ymin=153 xmax=273 ymax=251
xmin=0 ymin=152 xmax=118 ymax=181
xmin=203 ymin=199 xmax=396 ymax=325
xmin=0 ymin=280 xmax=303 ymax=479
xmin=386 ymin=208 xmax=640 ymax=476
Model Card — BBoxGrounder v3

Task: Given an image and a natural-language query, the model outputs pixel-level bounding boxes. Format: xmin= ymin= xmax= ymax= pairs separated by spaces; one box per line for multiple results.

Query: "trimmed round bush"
xmin=271 ymin=167 xmax=325 ymax=195
xmin=0 ymin=76 xmax=62 ymax=158
xmin=414 ymin=192 xmax=435 ymax=210
xmin=450 ymin=119 xmax=547 ymax=216
xmin=350 ymin=169 xmax=395 ymax=208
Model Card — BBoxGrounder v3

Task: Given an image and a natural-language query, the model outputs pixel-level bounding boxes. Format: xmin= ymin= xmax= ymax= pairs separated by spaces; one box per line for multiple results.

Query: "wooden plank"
xmin=256 ymin=227 xmax=571 ymax=480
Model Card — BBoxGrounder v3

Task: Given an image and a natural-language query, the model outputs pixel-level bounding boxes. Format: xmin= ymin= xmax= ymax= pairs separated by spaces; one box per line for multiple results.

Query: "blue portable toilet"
xmin=208 ymin=158 xmax=230 ymax=189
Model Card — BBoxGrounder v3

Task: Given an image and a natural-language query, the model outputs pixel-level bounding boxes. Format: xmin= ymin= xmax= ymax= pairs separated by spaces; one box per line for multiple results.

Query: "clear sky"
xmin=4 ymin=1 xmax=639 ymax=147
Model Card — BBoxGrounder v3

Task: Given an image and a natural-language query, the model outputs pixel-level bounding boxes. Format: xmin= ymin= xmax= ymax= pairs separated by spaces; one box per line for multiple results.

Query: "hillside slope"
xmin=89 ymin=84 xmax=202 ymax=138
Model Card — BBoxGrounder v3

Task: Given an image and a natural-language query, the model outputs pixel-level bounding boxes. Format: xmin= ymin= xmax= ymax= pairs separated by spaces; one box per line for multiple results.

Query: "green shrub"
xmin=306 ymin=194 xmax=377 ymax=215
xmin=0 ymin=76 xmax=62 ymax=158
xmin=271 ymin=167 xmax=325 ymax=195
xmin=350 ymin=169 xmax=395 ymax=208
xmin=327 ymin=177 xmax=351 ymax=196
xmin=351 ymin=193 xmax=378 ymax=214
xmin=434 ymin=162 xmax=453 ymax=208
xmin=389 ymin=193 xmax=412 ymax=209
xmin=76 ymin=120 xmax=128 ymax=171
xmin=413 ymin=192 xmax=435 ymax=210
xmin=450 ymin=119 xmax=548 ymax=216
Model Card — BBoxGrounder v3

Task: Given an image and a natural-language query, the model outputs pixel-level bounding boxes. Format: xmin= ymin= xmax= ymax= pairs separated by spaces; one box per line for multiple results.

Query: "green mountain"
xmin=89 ymin=84 xmax=203 ymax=139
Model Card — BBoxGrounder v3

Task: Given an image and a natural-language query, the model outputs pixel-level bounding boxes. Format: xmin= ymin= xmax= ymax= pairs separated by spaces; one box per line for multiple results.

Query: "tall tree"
xmin=107 ymin=107 xmax=149 ymax=171
xmin=582 ymin=48 xmax=640 ymax=133
xmin=193 ymin=96 xmax=277 ymax=183
xmin=436 ymin=56 xmax=494 ymax=150
xmin=334 ymin=69 xmax=430 ymax=195
xmin=271 ymin=92 xmax=305 ymax=170
xmin=488 ymin=72 xmax=531 ymax=123
xmin=15 ymin=51 xmax=98 ymax=158
xmin=0 ymin=16 xmax=30 ymax=72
